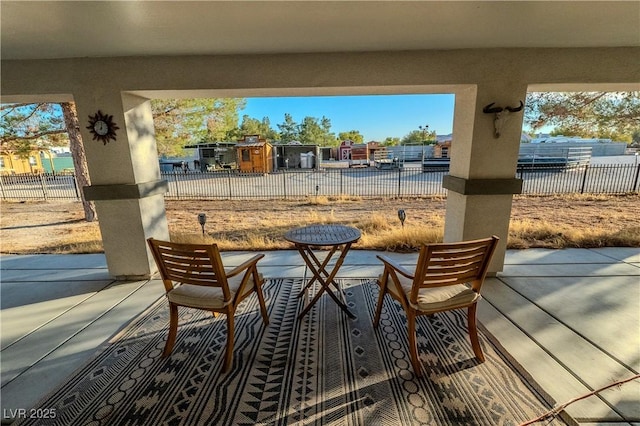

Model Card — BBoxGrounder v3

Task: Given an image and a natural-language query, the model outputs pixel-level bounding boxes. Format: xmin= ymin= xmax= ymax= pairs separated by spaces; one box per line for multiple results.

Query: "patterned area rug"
xmin=18 ymin=279 xmax=563 ymax=425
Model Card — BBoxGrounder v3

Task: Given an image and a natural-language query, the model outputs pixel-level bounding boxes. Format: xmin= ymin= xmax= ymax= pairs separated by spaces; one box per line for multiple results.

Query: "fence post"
xmin=580 ymin=164 xmax=589 ymax=194
xmin=173 ymin=171 xmax=181 ymax=199
xmin=633 ymin=163 xmax=640 ymax=192
xmin=39 ymin=173 xmax=48 ymax=201
xmin=397 ymin=166 xmax=402 ymax=198
xmin=516 ymin=165 xmax=525 ymax=194
xmin=283 ymin=169 xmax=287 ymax=199
xmin=340 ymin=169 xmax=344 ymax=196
xmin=72 ymin=174 xmax=81 ymax=200
xmin=227 ymin=170 xmax=232 ymax=199
xmin=0 ymin=176 xmax=5 ymax=201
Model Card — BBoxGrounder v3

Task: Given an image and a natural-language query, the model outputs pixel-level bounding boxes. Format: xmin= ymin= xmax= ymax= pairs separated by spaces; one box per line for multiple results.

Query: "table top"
xmin=284 ymin=224 xmax=361 ymax=246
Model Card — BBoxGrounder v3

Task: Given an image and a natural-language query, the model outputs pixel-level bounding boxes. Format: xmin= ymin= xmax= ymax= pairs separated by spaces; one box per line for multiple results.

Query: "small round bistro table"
xmin=284 ymin=224 xmax=361 ymax=319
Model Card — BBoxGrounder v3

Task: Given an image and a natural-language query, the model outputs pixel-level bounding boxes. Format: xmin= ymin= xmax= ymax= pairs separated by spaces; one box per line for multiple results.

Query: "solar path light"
xmin=198 ymin=213 xmax=207 ymax=236
xmin=398 ymin=209 xmax=406 ymax=227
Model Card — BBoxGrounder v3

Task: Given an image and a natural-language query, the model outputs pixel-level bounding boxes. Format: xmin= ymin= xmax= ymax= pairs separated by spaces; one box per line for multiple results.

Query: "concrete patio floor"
xmin=1 ymin=248 xmax=638 ymax=425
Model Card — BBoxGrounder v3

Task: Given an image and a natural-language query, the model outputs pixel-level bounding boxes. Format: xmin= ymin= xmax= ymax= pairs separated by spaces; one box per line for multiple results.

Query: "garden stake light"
xmin=198 ymin=213 xmax=207 ymax=236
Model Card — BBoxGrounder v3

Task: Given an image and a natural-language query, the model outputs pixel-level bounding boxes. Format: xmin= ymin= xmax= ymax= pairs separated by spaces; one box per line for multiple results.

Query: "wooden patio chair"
xmin=147 ymin=238 xmax=269 ymax=372
xmin=373 ymin=236 xmax=499 ymax=377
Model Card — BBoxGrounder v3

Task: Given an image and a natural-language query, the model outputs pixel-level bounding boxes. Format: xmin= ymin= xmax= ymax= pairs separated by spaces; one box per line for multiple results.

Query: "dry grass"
xmin=172 ymin=210 xmax=447 ymax=252
xmin=49 ymin=226 xmax=104 ymax=254
xmin=1 ymin=194 xmax=639 ymax=254
xmin=307 ymin=194 xmax=363 ymax=205
xmin=508 ymin=219 xmax=640 ymax=249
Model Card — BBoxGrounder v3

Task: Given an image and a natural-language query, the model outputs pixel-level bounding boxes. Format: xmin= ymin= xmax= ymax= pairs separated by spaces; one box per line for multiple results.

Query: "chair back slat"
xmin=147 ymin=238 xmax=230 ymax=300
xmin=428 ymin=244 xmax=489 ymax=260
xmin=422 ymin=267 xmax=480 ymax=285
xmin=411 ymin=236 xmax=499 ymax=302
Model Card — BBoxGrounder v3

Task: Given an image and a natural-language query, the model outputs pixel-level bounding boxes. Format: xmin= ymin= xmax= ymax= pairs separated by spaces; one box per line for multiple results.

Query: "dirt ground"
xmin=1 ymin=194 xmax=639 ymax=254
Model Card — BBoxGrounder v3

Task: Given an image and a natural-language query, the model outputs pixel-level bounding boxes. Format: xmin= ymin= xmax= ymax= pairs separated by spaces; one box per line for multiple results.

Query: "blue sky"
xmin=240 ymin=94 xmax=456 ymax=141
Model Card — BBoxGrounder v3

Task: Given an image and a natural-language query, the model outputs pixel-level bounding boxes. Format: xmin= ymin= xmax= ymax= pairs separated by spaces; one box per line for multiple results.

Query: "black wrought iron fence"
xmin=1 ymin=164 xmax=638 ymax=201
xmin=0 ymin=172 xmax=81 ymax=201
xmin=162 ymin=167 xmax=450 ymax=200
xmin=163 ymin=164 xmax=640 ymax=199
xmin=516 ymin=164 xmax=640 ymax=195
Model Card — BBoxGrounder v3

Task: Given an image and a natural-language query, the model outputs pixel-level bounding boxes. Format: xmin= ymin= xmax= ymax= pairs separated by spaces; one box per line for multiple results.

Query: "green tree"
xmin=151 ymin=98 xmax=245 ymax=156
xmin=0 ymin=102 xmax=96 ymax=221
xmin=277 ymin=113 xmax=299 ymax=143
xmin=525 ymin=91 xmax=640 ymax=142
xmin=276 ymin=114 xmax=337 ymax=145
xmin=1 ymin=103 xmax=67 ymax=153
xmin=401 ymin=130 xmax=425 ymax=145
xmin=319 ymin=116 xmax=336 ymax=146
xmin=259 ymin=117 xmax=279 ymax=141
xmin=299 ymin=116 xmax=323 ymax=144
xmin=235 ymin=115 xmax=279 ymax=141
xmin=299 ymin=116 xmax=335 ymax=146
xmin=338 ymin=130 xmax=364 ymax=143
xmin=631 ymin=130 xmax=640 ymax=148
xmin=381 ymin=137 xmax=401 ymax=146
xmin=207 ymin=98 xmax=246 ymax=142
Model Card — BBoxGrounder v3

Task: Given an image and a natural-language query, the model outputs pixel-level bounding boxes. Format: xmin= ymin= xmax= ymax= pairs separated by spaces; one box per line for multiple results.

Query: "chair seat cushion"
xmin=383 ymin=273 xmax=480 ymax=313
xmin=167 ymin=272 xmax=263 ymax=309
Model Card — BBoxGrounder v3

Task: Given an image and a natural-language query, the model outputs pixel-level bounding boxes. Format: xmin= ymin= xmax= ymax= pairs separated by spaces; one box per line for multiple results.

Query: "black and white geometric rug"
xmin=17 ymin=279 xmax=564 ymax=425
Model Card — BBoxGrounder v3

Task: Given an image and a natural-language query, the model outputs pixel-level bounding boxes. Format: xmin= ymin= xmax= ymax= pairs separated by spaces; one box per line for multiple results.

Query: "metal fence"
xmin=516 ymin=164 xmax=640 ymax=195
xmin=0 ymin=172 xmax=81 ymax=201
xmin=162 ymin=167 xmax=448 ymax=199
xmin=1 ymin=164 xmax=638 ymax=201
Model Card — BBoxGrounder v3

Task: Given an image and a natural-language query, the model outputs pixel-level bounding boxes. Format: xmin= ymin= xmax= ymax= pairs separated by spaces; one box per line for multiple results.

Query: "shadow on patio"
xmin=1 ymin=248 xmax=638 ymax=425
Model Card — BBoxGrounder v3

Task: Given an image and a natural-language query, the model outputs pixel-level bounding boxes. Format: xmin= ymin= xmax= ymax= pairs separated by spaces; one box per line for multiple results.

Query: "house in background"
xmin=0 ymin=148 xmax=51 ymax=175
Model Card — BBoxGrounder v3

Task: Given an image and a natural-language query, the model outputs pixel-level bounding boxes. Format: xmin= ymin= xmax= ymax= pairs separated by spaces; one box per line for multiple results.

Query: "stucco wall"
xmin=1 ymin=47 xmax=638 ymax=276
xmin=2 ymin=48 xmax=639 ymax=101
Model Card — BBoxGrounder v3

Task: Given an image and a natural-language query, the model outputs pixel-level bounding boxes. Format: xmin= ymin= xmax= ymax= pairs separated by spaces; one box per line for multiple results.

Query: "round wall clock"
xmin=86 ymin=110 xmax=119 ymax=145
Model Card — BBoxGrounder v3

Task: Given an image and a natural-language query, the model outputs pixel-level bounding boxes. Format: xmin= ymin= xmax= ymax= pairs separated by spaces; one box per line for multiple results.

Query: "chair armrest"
xmin=377 ymin=254 xmax=414 ymax=279
xmin=226 ymin=254 xmax=265 ymax=278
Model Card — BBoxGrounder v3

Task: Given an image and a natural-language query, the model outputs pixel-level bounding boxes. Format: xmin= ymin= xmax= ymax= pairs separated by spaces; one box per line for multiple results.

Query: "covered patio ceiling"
xmin=1 ymin=1 xmax=638 ymax=279
xmin=1 ymin=1 xmax=639 ymax=61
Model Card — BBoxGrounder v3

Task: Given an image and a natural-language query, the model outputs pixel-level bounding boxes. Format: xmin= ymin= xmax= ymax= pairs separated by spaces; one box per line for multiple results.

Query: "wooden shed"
xmin=338 ymin=140 xmax=369 ymax=167
xmin=236 ymin=135 xmax=273 ymax=173
xmin=434 ymin=141 xmax=452 ymax=158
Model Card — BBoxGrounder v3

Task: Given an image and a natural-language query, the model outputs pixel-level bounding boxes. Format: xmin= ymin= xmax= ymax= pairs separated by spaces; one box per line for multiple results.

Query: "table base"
xmin=295 ymin=244 xmax=356 ymax=320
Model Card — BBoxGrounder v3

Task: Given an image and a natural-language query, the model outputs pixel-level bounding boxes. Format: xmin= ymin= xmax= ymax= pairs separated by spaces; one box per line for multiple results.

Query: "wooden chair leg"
xmin=407 ymin=311 xmax=422 ymax=377
xmin=256 ymin=285 xmax=269 ymax=325
xmin=163 ymin=303 xmax=179 ymax=357
xmin=468 ymin=303 xmax=485 ymax=363
xmin=223 ymin=312 xmax=235 ymax=372
xmin=373 ymin=276 xmax=387 ymax=328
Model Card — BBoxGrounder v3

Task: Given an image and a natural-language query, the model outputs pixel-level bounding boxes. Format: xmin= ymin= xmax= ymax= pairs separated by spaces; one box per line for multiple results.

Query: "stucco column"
xmin=74 ymin=92 xmax=169 ymax=279
xmin=444 ymin=83 xmax=528 ymax=273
